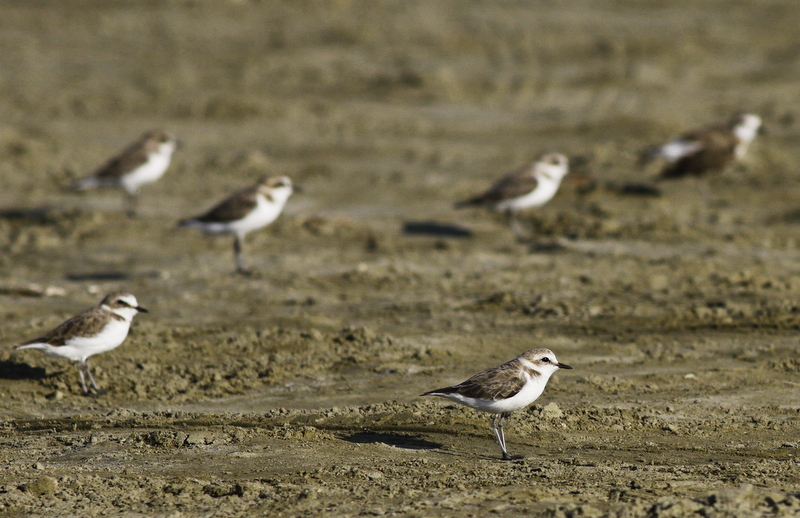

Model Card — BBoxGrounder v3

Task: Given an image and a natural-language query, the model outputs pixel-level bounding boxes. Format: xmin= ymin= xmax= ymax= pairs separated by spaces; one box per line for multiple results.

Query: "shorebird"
xmin=455 ymin=153 xmax=569 ymax=240
xmin=421 ymin=347 xmax=572 ymax=460
xmin=71 ymin=130 xmax=178 ymax=216
xmin=178 ymin=175 xmax=294 ymax=275
xmin=640 ymin=114 xmax=762 ymax=180
xmin=14 ymin=292 xmax=148 ymax=396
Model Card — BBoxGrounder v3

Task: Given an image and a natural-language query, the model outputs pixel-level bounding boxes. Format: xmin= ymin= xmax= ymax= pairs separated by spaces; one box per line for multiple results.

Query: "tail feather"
xmin=420 ymin=387 xmax=457 ymax=397
xmin=640 ymin=139 xmax=703 ymax=169
xmin=70 ymin=176 xmax=116 ymax=191
xmin=177 ymin=218 xmax=199 ymax=229
xmin=454 ymin=197 xmax=482 ymax=209
xmin=71 ymin=177 xmax=97 ymax=191
xmin=637 ymin=146 xmax=661 ymax=169
xmin=15 ymin=342 xmax=45 ymax=351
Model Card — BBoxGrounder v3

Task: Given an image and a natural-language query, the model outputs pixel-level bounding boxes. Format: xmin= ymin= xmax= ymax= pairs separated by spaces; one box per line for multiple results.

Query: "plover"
xmin=421 ymin=347 xmax=572 ymax=460
xmin=71 ymin=130 xmax=177 ymax=216
xmin=455 ymin=153 xmax=569 ymax=240
xmin=640 ymin=114 xmax=762 ymax=180
xmin=178 ymin=175 xmax=294 ymax=275
xmin=14 ymin=292 xmax=148 ymax=396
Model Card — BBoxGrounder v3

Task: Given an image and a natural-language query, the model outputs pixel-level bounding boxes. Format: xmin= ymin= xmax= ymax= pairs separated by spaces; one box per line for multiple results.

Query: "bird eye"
xmin=541 ymin=357 xmax=551 ymax=363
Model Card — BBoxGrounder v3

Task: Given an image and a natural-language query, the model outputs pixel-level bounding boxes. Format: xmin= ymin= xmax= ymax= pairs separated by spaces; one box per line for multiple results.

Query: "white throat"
xmin=519 ymin=356 xmax=560 ymax=380
xmin=535 ymin=164 xmax=568 ymax=190
xmin=733 ymin=116 xmax=761 ymax=157
xmin=157 ymin=141 xmax=176 ymax=159
xmin=268 ymin=186 xmax=293 ymax=207
xmin=103 ymin=304 xmax=137 ymax=322
xmin=735 ymin=125 xmax=758 ymax=144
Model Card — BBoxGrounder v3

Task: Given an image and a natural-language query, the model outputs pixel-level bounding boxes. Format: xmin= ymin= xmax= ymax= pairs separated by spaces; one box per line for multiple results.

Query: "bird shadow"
xmin=402 ymin=221 xmax=473 ymax=239
xmin=65 ymin=271 xmax=161 ymax=282
xmin=771 ymin=208 xmax=800 ymax=225
xmin=66 ymin=271 xmax=130 ymax=282
xmin=604 ymin=182 xmax=662 ymax=197
xmin=0 ymin=206 xmax=57 ymax=224
xmin=0 ymin=359 xmax=56 ymax=381
xmin=528 ymin=240 xmax=568 ymax=254
xmin=340 ymin=431 xmax=442 ymax=450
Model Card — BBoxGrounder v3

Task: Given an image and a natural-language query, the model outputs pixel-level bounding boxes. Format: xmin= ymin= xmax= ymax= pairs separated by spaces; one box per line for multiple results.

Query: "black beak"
xmin=293 ymin=185 xmax=304 ymax=194
xmin=136 ymin=306 xmax=149 ymax=313
xmin=558 ymin=362 xmax=572 ymax=370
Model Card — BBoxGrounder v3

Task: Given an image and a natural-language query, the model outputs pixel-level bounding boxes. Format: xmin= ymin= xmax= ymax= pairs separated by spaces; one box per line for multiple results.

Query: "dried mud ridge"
xmin=1 ymin=405 xmax=799 ymax=517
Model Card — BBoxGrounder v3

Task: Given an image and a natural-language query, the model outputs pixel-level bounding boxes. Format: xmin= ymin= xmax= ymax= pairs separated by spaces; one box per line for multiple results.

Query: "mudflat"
xmin=0 ymin=1 xmax=799 ymax=516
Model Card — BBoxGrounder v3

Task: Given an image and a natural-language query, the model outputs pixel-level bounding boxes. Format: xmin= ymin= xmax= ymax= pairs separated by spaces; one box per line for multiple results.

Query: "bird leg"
xmin=491 ymin=413 xmax=506 ymax=456
xmin=492 ymin=413 xmax=523 ymax=461
xmin=78 ymin=360 xmax=105 ymax=396
xmin=124 ymin=191 xmax=138 ymax=218
xmin=233 ymin=235 xmax=251 ymax=276
xmin=77 ymin=363 xmax=90 ymax=395
xmin=84 ymin=360 xmax=103 ymax=393
xmin=507 ymin=211 xmax=529 ymax=242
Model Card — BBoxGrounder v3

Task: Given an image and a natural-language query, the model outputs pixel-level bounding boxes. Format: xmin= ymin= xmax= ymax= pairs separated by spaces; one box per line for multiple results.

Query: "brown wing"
xmin=457 ymin=164 xmax=539 ymax=207
xmin=660 ymin=127 xmax=737 ymax=179
xmin=195 ymin=185 xmax=259 ymax=223
xmin=434 ymin=359 xmax=528 ymax=400
xmin=93 ymin=137 xmax=152 ymax=180
xmin=20 ymin=306 xmax=113 ymax=347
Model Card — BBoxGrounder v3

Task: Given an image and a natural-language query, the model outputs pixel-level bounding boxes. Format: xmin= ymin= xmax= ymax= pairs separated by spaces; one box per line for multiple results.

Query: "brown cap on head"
xmin=520 ymin=347 xmax=572 ymax=369
xmin=142 ymin=130 xmax=175 ymax=143
xmin=100 ymin=292 xmax=148 ymax=313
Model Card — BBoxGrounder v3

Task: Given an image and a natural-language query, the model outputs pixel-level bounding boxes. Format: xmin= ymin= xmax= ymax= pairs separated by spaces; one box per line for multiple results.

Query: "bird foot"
xmin=84 ymin=388 xmax=107 ymax=398
xmin=501 ymin=453 xmax=525 ymax=461
xmin=529 ymin=239 xmax=567 ymax=254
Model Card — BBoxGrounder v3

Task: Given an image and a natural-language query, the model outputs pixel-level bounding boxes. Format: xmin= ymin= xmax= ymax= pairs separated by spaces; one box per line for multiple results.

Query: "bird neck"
xmin=267 ymin=187 xmax=292 ymax=206
xmin=537 ymin=165 xmax=567 ymax=184
xmin=734 ymin=123 xmax=758 ymax=145
xmin=102 ymin=305 xmax=136 ymax=322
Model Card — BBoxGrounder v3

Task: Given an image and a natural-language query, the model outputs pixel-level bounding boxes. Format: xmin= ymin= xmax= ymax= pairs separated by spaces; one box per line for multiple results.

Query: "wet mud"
xmin=0 ymin=1 xmax=799 ymax=516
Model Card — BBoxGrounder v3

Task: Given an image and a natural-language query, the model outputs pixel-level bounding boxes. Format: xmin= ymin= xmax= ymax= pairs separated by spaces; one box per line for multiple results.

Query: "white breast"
xmin=232 ymin=194 xmax=285 ymax=233
xmin=121 ymin=145 xmax=174 ymax=193
xmin=444 ymin=364 xmax=552 ymax=414
xmin=496 ymin=178 xmax=563 ymax=212
xmin=198 ymin=191 xmax=288 ymax=237
xmin=733 ymin=129 xmax=758 ymax=158
xmin=44 ymin=318 xmax=132 ymax=362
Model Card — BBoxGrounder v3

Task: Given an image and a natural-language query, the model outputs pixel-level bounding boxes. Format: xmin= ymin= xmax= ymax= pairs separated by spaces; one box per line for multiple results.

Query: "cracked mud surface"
xmin=0 ymin=1 xmax=799 ymax=516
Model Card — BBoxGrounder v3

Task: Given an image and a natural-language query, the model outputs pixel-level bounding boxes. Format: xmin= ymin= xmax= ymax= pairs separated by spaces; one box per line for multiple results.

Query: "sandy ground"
xmin=1 ymin=1 xmax=800 ymax=516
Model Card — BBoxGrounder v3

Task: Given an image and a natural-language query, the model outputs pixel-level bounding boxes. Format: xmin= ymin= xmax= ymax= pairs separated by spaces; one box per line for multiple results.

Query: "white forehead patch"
xmin=116 ymin=294 xmax=139 ymax=307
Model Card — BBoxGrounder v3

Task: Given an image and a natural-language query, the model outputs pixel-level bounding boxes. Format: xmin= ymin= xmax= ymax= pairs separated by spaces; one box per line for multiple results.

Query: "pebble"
xmin=45 ymin=391 xmax=63 ymax=401
xmin=21 ymin=476 xmax=58 ymax=496
xmin=542 ymin=402 xmax=564 ymax=419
